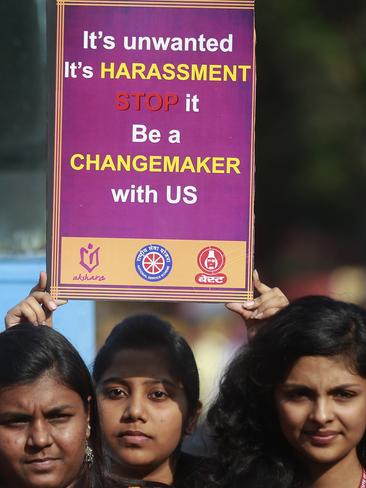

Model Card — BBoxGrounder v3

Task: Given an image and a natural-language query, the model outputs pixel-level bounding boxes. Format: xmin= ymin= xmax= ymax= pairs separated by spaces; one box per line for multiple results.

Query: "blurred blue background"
xmin=0 ymin=257 xmax=95 ymax=366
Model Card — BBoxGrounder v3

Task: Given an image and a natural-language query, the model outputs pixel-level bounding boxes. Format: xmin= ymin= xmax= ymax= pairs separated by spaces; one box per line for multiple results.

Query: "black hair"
xmin=0 ymin=323 xmax=104 ymax=488
xmin=207 ymin=296 xmax=366 ymax=488
xmin=107 ymin=476 xmax=171 ymax=487
xmin=93 ymin=314 xmax=200 ymax=418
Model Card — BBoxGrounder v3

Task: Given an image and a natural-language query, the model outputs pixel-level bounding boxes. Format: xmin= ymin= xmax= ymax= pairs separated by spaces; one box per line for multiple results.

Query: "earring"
xmin=85 ymin=440 xmax=94 ymax=467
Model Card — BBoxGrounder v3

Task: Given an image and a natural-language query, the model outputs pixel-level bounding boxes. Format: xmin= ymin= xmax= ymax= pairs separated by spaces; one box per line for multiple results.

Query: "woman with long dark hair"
xmin=93 ymin=313 xmax=204 ymax=488
xmin=208 ymin=295 xmax=366 ymax=488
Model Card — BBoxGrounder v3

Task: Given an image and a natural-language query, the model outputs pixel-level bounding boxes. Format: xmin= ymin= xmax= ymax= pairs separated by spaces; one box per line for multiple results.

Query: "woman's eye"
xmin=149 ymin=390 xmax=169 ymax=401
xmin=0 ymin=417 xmax=29 ymax=427
xmin=284 ymin=390 xmax=310 ymax=401
xmin=106 ymin=388 xmax=127 ymax=399
xmin=5 ymin=420 xmax=28 ymax=427
xmin=49 ymin=414 xmax=72 ymax=423
xmin=334 ymin=390 xmax=356 ymax=400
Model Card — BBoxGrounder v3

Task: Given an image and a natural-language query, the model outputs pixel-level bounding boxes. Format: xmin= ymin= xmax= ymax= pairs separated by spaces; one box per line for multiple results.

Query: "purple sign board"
xmin=49 ymin=0 xmax=256 ymax=302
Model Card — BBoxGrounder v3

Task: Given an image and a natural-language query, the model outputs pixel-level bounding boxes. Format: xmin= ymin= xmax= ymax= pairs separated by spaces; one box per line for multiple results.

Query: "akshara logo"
xmin=195 ymin=246 xmax=227 ymax=285
xmin=80 ymin=243 xmax=100 ymax=273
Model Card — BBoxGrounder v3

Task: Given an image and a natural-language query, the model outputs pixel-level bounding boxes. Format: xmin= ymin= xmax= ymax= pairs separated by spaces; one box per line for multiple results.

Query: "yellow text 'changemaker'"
xmin=69 ymin=153 xmax=241 ymax=174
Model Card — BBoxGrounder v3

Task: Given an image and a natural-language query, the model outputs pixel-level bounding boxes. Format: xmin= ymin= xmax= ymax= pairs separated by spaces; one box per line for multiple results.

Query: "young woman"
xmin=93 ymin=314 xmax=203 ymax=488
xmin=4 ymin=270 xmax=288 ymax=487
xmin=0 ymin=323 xmax=105 ymax=488
xmin=208 ymin=295 xmax=366 ymax=488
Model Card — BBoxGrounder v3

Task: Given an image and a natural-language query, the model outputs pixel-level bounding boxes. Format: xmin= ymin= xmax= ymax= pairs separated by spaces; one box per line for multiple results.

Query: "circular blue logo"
xmin=135 ymin=244 xmax=173 ymax=282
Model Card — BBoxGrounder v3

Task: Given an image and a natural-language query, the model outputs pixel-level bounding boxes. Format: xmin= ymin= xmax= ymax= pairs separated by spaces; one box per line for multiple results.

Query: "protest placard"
xmin=48 ymin=0 xmax=256 ymax=302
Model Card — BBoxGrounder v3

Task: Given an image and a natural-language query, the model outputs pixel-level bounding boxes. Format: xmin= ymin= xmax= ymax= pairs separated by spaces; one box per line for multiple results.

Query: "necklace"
xmin=359 ymin=468 xmax=366 ymax=488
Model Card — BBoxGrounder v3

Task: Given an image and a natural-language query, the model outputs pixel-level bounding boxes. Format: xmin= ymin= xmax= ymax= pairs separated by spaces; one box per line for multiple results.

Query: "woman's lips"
xmin=24 ymin=458 xmax=60 ymax=471
xmin=119 ymin=430 xmax=152 ymax=445
xmin=304 ymin=431 xmax=339 ymax=445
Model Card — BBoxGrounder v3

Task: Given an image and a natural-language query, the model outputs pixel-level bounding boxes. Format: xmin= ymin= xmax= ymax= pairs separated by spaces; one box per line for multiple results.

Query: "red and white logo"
xmin=195 ymin=246 xmax=227 ymax=285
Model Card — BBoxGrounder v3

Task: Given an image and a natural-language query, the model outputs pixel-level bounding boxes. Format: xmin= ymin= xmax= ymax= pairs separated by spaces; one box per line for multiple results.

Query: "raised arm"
xmin=226 ymin=270 xmax=289 ymax=339
xmin=4 ymin=272 xmax=67 ymax=328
